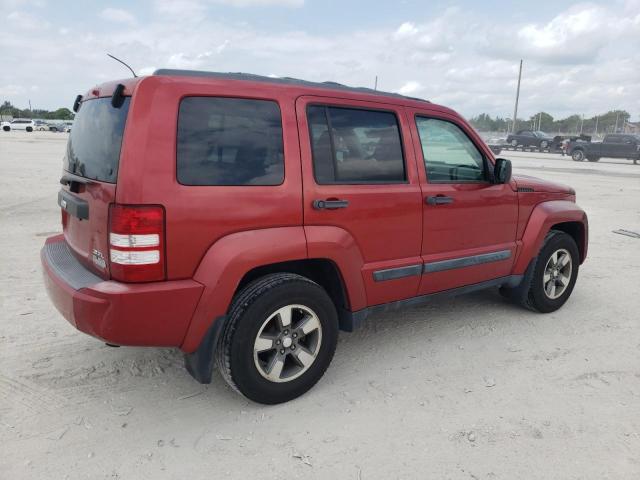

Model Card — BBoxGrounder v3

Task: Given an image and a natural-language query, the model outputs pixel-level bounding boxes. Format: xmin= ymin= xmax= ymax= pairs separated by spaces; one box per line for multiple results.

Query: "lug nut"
xmin=280 ymin=349 xmax=285 ymax=354
xmin=292 ymin=333 xmax=298 ymax=338
xmin=276 ymin=339 xmax=281 ymax=345
xmin=291 ymin=345 xmax=296 ymax=350
xmin=283 ymin=330 xmax=289 ymax=335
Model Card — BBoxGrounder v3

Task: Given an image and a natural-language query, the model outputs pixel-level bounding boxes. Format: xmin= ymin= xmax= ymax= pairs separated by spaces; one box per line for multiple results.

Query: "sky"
xmin=1 ymin=0 xmax=639 ymax=120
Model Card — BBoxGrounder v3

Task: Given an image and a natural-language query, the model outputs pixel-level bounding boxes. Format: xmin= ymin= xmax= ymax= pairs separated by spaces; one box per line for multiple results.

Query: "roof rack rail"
xmin=152 ymin=69 xmax=429 ymax=103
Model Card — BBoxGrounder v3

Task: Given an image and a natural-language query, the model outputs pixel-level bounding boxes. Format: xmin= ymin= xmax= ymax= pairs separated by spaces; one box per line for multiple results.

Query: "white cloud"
xmin=1 ymin=1 xmax=639 ymax=122
xmin=397 ymin=81 xmax=422 ymax=95
xmin=0 ymin=84 xmax=26 ymax=96
xmin=394 ymin=22 xmax=418 ymax=38
xmin=212 ymin=0 xmax=304 ymax=6
xmin=6 ymin=10 xmax=49 ymax=29
xmin=99 ymin=8 xmax=136 ymax=25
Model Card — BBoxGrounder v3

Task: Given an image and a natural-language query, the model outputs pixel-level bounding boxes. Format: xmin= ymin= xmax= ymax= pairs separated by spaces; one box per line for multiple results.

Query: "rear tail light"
xmin=108 ymin=204 xmax=165 ymax=282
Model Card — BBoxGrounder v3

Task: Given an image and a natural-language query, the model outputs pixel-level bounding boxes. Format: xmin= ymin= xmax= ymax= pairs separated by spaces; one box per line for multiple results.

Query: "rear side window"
xmin=177 ymin=97 xmax=284 ymax=186
xmin=307 ymin=106 xmax=405 ymax=184
xmin=63 ymin=97 xmax=130 ymax=183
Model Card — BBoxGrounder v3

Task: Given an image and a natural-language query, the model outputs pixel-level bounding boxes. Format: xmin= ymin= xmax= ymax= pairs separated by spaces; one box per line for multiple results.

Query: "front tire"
xmin=587 ymin=156 xmax=600 ymax=162
xmin=571 ymin=149 xmax=585 ymax=162
xmin=216 ymin=273 xmax=338 ymax=404
xmin=520 ymin=231 xmax=579 ymax=313
xmin=540 ymin=140 xmax=548 ymax=149
xmin=26 ymin=127 xmax=33 ymax=132
xmin=510 ymin=139 xmax=518 ymax=147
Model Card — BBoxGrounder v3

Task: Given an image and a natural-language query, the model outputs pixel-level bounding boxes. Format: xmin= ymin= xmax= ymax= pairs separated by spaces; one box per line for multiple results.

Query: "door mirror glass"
xmin=494 ymin=158 xmax=512 ymax=184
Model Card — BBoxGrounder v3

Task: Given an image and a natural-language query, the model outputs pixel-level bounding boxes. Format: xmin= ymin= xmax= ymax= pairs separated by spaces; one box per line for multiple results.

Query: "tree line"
xmin=469 ymin=110 xmax=632 ymax=135
xmin=0 ymin=101 xmax=75 ymax=121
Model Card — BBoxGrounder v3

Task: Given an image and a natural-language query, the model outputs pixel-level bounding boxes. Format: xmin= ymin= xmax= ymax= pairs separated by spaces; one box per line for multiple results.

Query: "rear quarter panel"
xmin=115 ymin=76 xmax=304 ymax=280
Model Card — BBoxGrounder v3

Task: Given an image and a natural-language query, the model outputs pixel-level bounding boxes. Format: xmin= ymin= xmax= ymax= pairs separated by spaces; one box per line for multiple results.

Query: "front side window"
xmin=307 ymin=105 xmax=405 ymax=184
xmin=177 ymin=97 xmax=284 ymax=186
xmin=416 ymin=117 xmax=486 ymax=183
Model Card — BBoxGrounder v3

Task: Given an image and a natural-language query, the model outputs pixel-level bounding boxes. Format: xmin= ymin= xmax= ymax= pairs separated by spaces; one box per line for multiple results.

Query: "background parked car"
xmin=48 ymin=122 xmax=71 ymax=132
xmin=1 ymin=119 xmax=36 ymax=132
xmin=34 ymin=120 xmax=49 ymax=131
xmin=506 ymin=129 xmax=554 ymax=149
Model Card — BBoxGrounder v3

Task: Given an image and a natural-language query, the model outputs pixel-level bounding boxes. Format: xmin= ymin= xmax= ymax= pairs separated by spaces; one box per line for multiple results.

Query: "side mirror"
xmin=494 ymin=158 xmax=512 ymax=184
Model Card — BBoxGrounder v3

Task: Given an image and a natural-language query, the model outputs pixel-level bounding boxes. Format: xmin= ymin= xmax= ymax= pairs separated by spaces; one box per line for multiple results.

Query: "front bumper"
xmin=41 ymin=235 xmax=204 ymax=347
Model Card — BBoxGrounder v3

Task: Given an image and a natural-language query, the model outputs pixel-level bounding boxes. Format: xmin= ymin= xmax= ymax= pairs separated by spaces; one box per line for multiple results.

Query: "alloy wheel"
xmin=253 ymin=304 xmax=322 ymax=383
xmin=542 ymin=248 xmax=572 ymax=300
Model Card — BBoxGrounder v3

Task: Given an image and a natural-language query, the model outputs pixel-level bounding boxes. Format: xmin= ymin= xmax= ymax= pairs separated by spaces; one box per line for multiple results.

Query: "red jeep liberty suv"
xmin=41 ymin=70 xmax=588 ymax=404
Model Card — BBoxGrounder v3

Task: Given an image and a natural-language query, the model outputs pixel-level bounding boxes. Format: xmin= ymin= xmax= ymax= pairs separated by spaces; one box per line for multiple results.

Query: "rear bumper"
xmin=41 ymin=235 xmax=204 ymax=347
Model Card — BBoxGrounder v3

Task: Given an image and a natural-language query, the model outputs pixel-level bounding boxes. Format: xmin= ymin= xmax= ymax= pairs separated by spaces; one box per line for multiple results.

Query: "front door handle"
xmin=426 ymin=195 xmax=454 ymax=206
xmin=313 ymin=199 xmax=349 ymax=210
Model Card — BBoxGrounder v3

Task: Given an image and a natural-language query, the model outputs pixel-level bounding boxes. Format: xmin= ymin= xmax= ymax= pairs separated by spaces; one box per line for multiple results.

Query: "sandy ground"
xmin=1 ymin=131 xmax=639 ymax=480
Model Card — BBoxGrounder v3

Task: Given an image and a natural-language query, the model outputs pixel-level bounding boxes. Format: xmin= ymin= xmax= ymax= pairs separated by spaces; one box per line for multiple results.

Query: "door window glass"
xmin=307 ymin=106 xmax=405 ymax=184
xmin=416 ymin=117 xmax=486 ymax=183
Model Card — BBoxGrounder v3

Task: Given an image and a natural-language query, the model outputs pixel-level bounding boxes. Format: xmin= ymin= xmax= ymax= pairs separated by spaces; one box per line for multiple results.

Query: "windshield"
xmin=63 ymin=97 xmax=130 ymax=183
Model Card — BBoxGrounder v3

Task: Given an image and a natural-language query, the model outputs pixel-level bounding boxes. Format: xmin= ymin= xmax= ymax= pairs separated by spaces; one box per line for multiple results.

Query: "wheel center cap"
xmin=282 ymin=337 xmax=293 ymax=348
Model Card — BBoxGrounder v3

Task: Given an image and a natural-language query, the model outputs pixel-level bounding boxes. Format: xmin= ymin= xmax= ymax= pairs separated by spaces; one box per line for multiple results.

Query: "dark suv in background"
xmin=506 ymin=130 xmax=555 ymax=149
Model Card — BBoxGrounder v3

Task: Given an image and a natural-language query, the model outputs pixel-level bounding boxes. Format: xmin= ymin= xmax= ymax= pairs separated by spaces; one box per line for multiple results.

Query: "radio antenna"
xmin=107 ymin=53 xmax=137 ymax=78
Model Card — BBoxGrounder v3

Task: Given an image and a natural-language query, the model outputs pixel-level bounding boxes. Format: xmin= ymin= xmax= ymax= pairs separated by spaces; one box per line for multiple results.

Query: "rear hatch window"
xmin=60 ymin=96 xmax=130 ymax=278
xmin=64 ymin=97 xmax=130 ymax=182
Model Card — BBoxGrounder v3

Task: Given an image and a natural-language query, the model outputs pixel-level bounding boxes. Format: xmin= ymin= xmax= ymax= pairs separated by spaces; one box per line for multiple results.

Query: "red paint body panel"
xmin=404 ymin=107 xmax=519 ymax=293
xmin=513 ymin=200 xmax=588 ymax=273
xmin=62 ymin=181 xmax=116 ymax=279
xmin=182 ymin=227 xmax=308 ymax=352
xmin=42 ymin=236 xmax=203 ymax=346
xmin=41 ymin=73 xmax=589 ymax=354
xmin=296 ymin=96 xmax=424 ymax=306
xmin=304 ymin=226 xmax=368 ymax=310
xmin=115 ymin=77 xmax=304 ymax=279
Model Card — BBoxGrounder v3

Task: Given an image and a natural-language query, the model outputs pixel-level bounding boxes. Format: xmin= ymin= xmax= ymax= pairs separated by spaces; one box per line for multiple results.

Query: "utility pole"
xmin=594 ymin=115 xmax=598 ymax=135
xmin=374 ymin=75 xmax=378 ymax=91
xmin=614 ymin=111 xmax=620 ymax=133
xmin=538 ymin=112 xmax=542 ymax=131
xmin=512 ymin=59 xmax=522 ymax=133
xmin=580 ymin=114 xmax=584 ymax=134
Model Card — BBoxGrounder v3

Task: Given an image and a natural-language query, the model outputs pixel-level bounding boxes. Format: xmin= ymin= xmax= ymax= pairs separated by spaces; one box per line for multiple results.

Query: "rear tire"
xmin=510 ymin=139 xmax=518 ymax=147
xmin=516 ymin=231 xmax=579 ymax=313
xmin=540 ymin=140 xmax=548 ymax=149
xmin=216 ymin=273 xmax=338 ymax=404
xmin=26 ymin=127 xmax=33 ymax=132
xmin=2 ymin=126 xmax=9 ymax=132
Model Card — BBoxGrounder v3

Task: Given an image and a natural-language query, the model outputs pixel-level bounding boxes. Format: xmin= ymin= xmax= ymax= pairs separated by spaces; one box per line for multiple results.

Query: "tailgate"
xmin=59 ymin=95 xmax=131 ymax=278
xmin=59 ymin=180 xmax=115 ymax=278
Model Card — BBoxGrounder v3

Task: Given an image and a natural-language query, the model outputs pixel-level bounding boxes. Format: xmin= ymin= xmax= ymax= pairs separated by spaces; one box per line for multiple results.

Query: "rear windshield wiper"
xmin=60 ymin=172 xmax=96 ymax=186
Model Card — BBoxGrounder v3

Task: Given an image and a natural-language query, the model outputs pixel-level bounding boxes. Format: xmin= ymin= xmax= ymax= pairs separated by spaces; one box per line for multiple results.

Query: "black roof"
xmin=152 ymin=69 xmax=429 ymax=104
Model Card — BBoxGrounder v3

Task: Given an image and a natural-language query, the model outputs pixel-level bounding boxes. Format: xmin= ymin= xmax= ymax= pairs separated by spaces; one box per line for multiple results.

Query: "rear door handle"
xmin=313 ymin=199 xmax=349 ymax=210
xmin=426 ymin=195 xmax=454 ymax=206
